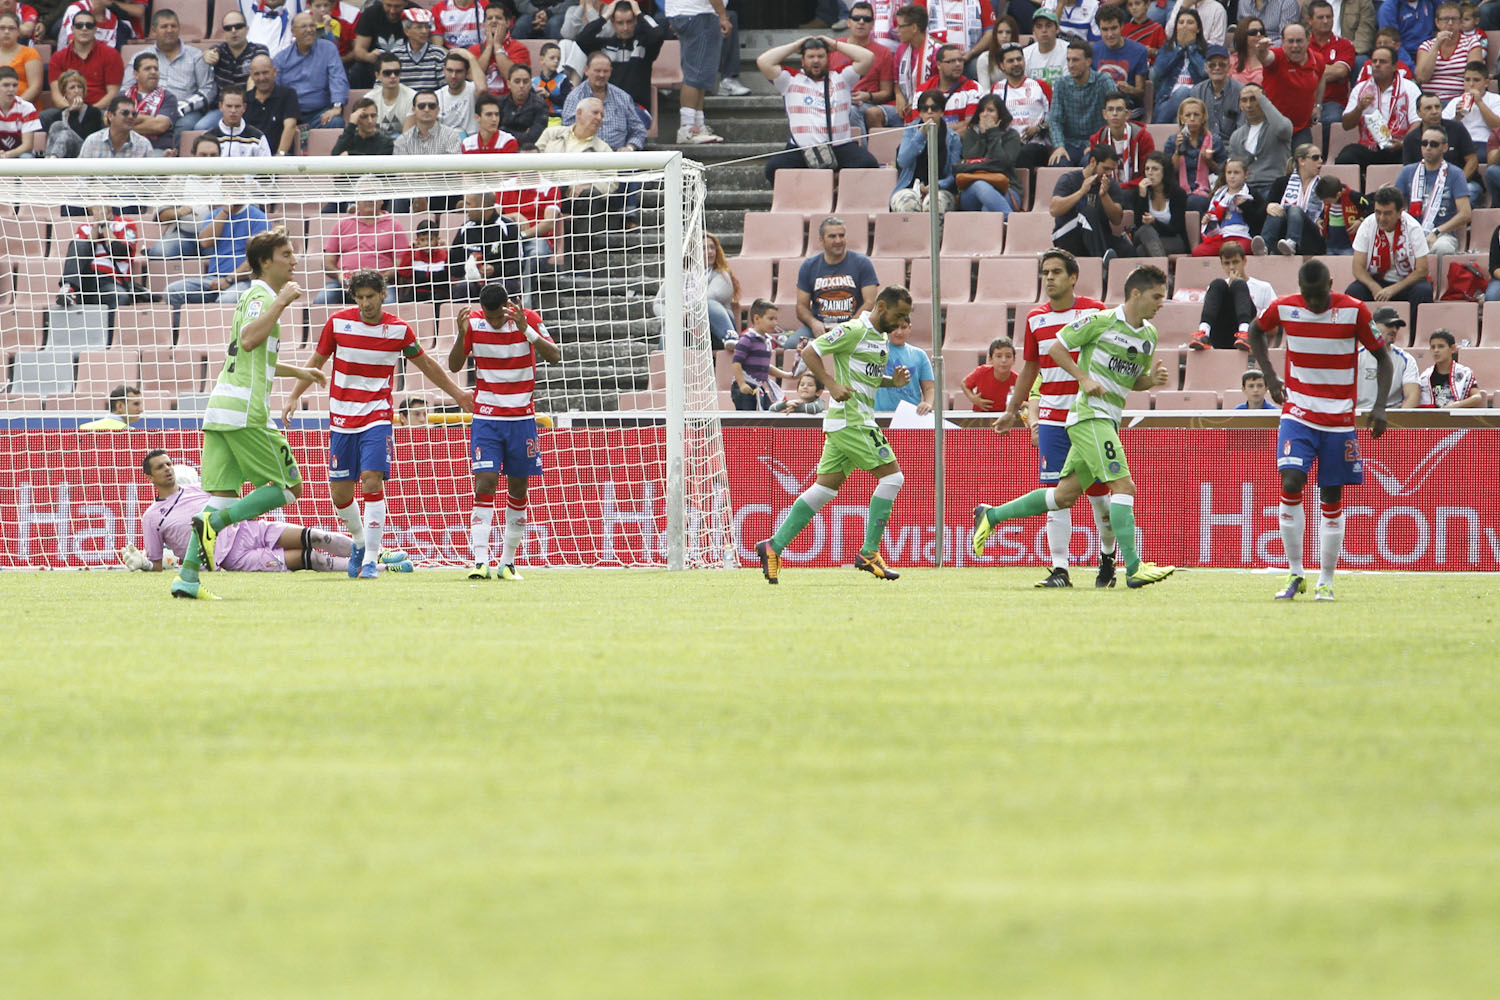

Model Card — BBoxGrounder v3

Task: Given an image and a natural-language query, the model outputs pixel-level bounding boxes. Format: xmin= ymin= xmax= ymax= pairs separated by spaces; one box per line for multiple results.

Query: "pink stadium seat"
xmin=1459 ymin=347 xmax=1500 ymax=389
xmin=1145 ymin=123 xmax=1177 ymax=149
xmin=973 ymin=256 xmax=1039 ymax=304
xmin=738 ymin=212 xmax=807 ymax=259
xmin=1172 ymin=255 xmax=1219 ymax=293
xmin=304 ymin=128 xmax=342 ymax=156
xmin=999 ymin=212 xmax=1054 ymax=255
xmin=908 ymin=256 xmax=972 ymax=304
xmin=902 ymin=305 xmax=934 ymax=348
xmin=867 ymin=256 xmax=907 ymax=287
xmin=1073 ymin=256 xmax=1103 ymax=301
xmin=113 ymin=306 xmax=175 ymax=348
xmin=944 ymin=302 xmax=1009 ymax=349
xmin=771 ymin=170 xmax=835 ymax=216
xmin=834 ymin=168 xmax=897 ymax=213
xmin=177 ymin=129 xmax=205 ymax=156
xmin=140 ymin=346 xmax=200 ymax=396
xmin=618 ymin=389 xmax=666 ymax=410
xmin=1415 ymin=302 xmax=1480 ymax=348
xmin=1250 ymin=256 xmax=1300 ymax=291
xmin=939 ymin=212 xmax=1006 ymax=257
xmin=647 ymin=351 xmax=666 ymax=390
xmin=1325 ymin=124 xmax=1360 ymax=159
xmin=1467 ymin=209 xmax=1500 ymax=251
xmin=775 ymin=257 xmax=807 ymax=299
xmin=940 ymin=346 xmax=989 ymax=398
xmin=1481 ymin=301 xmax=1500 ymax=345
xmin=1321 ymin=163 xmax=1361 ymax=192
xmin=1182 ymin=347 xmax=1262 ymax=391
xmin=178 ymin=305 xmax=240 ymax=360
xmin=1364 ymin=163 xmax=1402 ymax=192
xmin=833 ymin=212 xmax=873 ymax=253
xmin=870 ymin=213 xmax=932 ymax=258
xmin=173 ymin=0 xmax=211 ymax=40
xmin=866 ymin=127 xmax=903 ymax=166
xmin=1031 ymin=167 xmax=1073 ymax=208
xmin=1153 ymin=390 xmax=1222 ymax=409
xmin=74 ymin=349 xmax=140 ymax=399
xmin=1322 ymin=254 xmax=1356 ymax=294
xmin=730 ymin=257 xmax=773 ymax=310
xmin=1108 ymin=256 xmax=1167 ymax=299
xmin=1150 ymin=301 xmax=1204 ymax=349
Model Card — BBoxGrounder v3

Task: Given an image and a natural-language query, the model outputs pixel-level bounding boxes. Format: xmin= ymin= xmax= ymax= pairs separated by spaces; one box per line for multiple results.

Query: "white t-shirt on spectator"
xmin=1351 ymin=212 xmax=1430 ymax=281
xmin=1023 ymin=42 xmax=1067 ymax=87
xmin=1443 ymin=91 xmax=1500 ymax=144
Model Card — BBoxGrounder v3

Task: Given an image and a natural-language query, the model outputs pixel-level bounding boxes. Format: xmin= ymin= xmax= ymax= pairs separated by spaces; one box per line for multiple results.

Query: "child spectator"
xmin=400 ymin=217 xmax=449 ymax=302
xmin=1234 ymin=368 xmax=1277 ymax=408
xmin=1419 ymin=329 xmax=1484 ymax=407
xmin=770 ymin=373 xmax=827 ymax=414
xmin=533 ymin=41 xmax=569 ymax=118
xmin=961 ymin=337 xmax=1018 ymax=411
xmin=730 ymin=299 xmax=791 ymax=411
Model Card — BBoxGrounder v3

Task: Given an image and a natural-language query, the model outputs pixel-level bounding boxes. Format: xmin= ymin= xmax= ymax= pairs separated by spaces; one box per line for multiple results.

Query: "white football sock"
xmin=334 ymin=499 xmax=364 ymax=548
xmin=306 ymin=527 xmax=353 ymax=557
xmin=362 ymin=495 xmax=385 ymax=565
xmin=500 ymin=499 xmax=526 ymax=566
xmin=1279 ymin=492 xmax=1305 ymax=577
xmin=1045 ymin=508 xmax=1070 ymax=569
xmin=470 ymin=494 xmax=495 ymax=564
xmin=1088 ymin=492 xmax=1116 ymax=555
xmin=1318 ymin=503 xmax=1344 ymax=588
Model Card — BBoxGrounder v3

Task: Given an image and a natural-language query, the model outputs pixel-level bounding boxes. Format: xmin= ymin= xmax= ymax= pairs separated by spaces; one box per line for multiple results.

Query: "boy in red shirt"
xmin=961 ymin=337 xmax=1018 ymax=411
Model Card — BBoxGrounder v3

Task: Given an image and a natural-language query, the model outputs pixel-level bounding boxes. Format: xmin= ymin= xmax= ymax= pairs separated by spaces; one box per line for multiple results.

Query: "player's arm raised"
xmin=281 ymin=352 xmax=332 ymax=424
xmin=509 ymin=303 xmax=561 ymax=365
xmin=1046 ymin=333 xmax=1102 ymax=397
xmin=448 ymin=314 xmax=472 ymax=373
xmin=240 ymin=280 xmax=303 ymax=351
xmin=410 ymin=351 xmax=475 ymax=413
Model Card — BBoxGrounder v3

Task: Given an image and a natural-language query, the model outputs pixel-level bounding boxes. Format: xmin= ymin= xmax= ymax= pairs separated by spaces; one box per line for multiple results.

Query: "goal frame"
xmin=0 ymin=152 xmax=701 ymax=570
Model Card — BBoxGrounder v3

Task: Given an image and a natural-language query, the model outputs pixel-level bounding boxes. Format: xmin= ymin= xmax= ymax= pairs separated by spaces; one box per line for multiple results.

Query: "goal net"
xmin=0 ymin=154 xmax=736 ymax=570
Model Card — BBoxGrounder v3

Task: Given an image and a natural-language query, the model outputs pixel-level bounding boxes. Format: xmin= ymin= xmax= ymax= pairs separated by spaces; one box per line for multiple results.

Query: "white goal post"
xmin=0 ymin=153 xmax=736 ymax=571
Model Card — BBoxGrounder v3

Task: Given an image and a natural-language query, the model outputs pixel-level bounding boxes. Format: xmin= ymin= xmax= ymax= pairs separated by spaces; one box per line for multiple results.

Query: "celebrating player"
xmin=990 ymin=249 xmax=1119 ymax=588
xmin=1249 ymin=258 xmax=1393 ymax=602
xmin=170 ymin=228 xmax=326 ymax=601
xmin=447 ymin=282 xmax=561 ymax=581
xmin=283 ymin=269 xmax=474 ymax=579
xmin=755 ymin=284 xmax=914 ymax=584
xmin=125 ymin=450 xmax=356 ymax=573
xmin=973 ymin=265 xmax=1177 ymax=590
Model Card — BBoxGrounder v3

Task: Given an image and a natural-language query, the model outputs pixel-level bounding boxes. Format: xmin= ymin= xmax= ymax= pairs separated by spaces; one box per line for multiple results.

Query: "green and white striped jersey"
xmin=811 ymin=312 xmax=889 ymax=432
xmin=203 ymin=280 xmax=280 ymax=431
xmin=1057 ymin=306 xmax=1157 ymax=426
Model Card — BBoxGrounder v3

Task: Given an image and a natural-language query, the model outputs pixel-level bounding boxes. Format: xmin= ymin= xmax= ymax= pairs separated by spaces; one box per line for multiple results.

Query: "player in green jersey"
xmin=971 ymin=265 xmax=1178 ymax=589
xmin=170 ymin=228 xmax=325 ymax=600
xmin=756 ymin=285 xmax=914 ymax=584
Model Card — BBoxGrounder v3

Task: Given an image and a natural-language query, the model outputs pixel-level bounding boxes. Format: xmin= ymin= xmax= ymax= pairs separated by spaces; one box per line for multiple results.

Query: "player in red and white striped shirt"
xmin=284 ymin=269 xmax=474 ymax=578
xmin=447 ymin=282 xmax=560 ymax=581
xmin=989 ymin=249 xmax=1118 ymax=588
xmin=1251 ymin=257 xmax=1393 ymax=602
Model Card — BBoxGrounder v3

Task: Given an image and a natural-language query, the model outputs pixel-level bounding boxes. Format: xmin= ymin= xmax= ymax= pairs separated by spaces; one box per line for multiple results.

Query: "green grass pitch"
xmin=4 ymin=567 xmax=1499 ymax=999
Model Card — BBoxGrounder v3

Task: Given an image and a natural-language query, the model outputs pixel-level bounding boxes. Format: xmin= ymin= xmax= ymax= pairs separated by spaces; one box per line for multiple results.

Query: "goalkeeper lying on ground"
xmin=119 ymin=450 xmax=407 ymax=574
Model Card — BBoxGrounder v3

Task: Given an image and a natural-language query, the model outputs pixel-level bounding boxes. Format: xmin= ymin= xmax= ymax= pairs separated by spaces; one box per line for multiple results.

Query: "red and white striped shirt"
xmin=431 ymin=0 xmax=487 ymax=48
xmin=1023 ymin=296 xmax=1106 ymax=425
xmin=316 ymin=308 xmax=424 ymax=432
xmin=461 ymin=129 xmax=519 ymax=154
xmin=1255 ymin=293 xmax=1379 ymax=430
xmin=0 ymin=96 xmax=40 ymax=152
xmin=467 ymin=306 xmax=552 ymax=420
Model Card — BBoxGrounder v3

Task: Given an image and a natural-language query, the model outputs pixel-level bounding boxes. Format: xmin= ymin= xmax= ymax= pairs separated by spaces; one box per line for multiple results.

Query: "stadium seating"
xmin=74 ymin=348 xmax=141 ymax=398
xmin=944 ymin=302 xmax=1009 ymax=349
xmin=866 ymin=128 xmax=903 ymax=166
xmin=140 ymin=346 xmax=201 ymax=397
xmin=1107 ymin=256 xmax=1168 ymax=299
xmin=1031 ymin=167 xmax=1073 ymax=208
xmin=1415 ymin=302 xmax=1480 ymax=347
xmin=1365 ymin=163 xmax=1402 ymax=192
xmin=834 ymin=168 xmax=897 ymax=214
xmin=973 ymin=256 xmax=1038 ymax=304
xmin=1458 ymin=347 xmax=1500 ymax=389
xmin=868 ymin=256 xmax=907 ymax=287
xmin=738 ymin=212 xmax=807 ymax=259
xmin=1182 ymin=348 xmax=1261 ymax=391
xmin=1466 ymin=209 xmax=1500 ymax=251
xmin=1481 ymin=302 xmax=1500 ymax=345
xmin=908 ymin=256 xmax=972 ymax=304
xmin=870 ymin=213 xmax=931 ymax=259
xmin=1432 ymin=253 xmax=1486 ymax=300
xmin=9 ymin=348 xmax=75 ymax=397
xmin=1153 ymin=390 xmax=1222 ymax=409
xmin=938 ymin=212 xmax=1006 ymax=257
xmin=46 ymin=306 xmax=111 ymax=352
xmin=770 ymin=170 xmax=835 ymax=217
xmin=730 ymin=257 xmax=773 ymax=310
xmin=999 ymin=212 xmax=1054 ymax=255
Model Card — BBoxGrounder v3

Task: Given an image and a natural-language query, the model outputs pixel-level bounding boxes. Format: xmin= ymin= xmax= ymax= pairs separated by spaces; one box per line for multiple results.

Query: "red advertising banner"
xmin=3 ymin=424 xmax=1498 ymax=571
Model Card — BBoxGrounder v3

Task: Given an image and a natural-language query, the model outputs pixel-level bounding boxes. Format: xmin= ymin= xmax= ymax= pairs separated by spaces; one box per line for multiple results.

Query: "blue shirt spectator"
xmin=876 ymin=335 xmax=935 ymax=412
xmin=272 ymin=32 xmax=348 ymax=122
xmin=205 ymin=205 xmax=270 ymax=275
xmin=1092 ymin=37 xmax=1148 ymax=93
xmin=562 ymin=78 xmax=647 ymax=152
xmin=1378 ymin=0 xmax=1436 ymax=67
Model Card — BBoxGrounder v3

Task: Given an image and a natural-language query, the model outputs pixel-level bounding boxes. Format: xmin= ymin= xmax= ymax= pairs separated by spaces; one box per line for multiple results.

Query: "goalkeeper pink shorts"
xmin=215 ymin=521 xmax=292 ymax=573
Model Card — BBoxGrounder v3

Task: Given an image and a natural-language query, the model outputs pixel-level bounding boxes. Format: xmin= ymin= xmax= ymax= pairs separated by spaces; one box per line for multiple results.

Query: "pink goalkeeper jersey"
xmin=316 ymin=308 xmax=423 ymax=432
xmin=1023 ymin=296 xmax=1107 ymax=425
xmin=466 ymin=306 xmax=552 ymax=420
xmin=1255 ymin=293 xmax=1380 ymax=430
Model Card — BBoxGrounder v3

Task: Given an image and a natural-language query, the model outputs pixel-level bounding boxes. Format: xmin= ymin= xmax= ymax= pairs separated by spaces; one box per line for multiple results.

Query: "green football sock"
xmin=770 ymin=498 xmax=817 ymax=554
xmin=861 ymin=495 xmax=894 ymax=558
xmin=987 ymin=488 xmax=1052 ymax=526
xmin=178 ymin=533 xmax=202 ymax=581
xmin=1111 ymin=500 xmax=1139 ymax=575
xmin=211 ymin=484 xmax=289 ymax=530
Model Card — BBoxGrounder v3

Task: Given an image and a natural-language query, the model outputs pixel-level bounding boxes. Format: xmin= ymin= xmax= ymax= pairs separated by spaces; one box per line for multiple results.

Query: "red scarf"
xmin=1370 ymin=221 xmax=1405 ymax=276
xmin=127 ymin=84 xmax=166 ymax=117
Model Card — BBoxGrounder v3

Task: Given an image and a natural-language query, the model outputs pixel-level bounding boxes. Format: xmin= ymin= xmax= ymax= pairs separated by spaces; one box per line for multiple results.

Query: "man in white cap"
xmin=391 ymin=6 xmax=448 ymax=92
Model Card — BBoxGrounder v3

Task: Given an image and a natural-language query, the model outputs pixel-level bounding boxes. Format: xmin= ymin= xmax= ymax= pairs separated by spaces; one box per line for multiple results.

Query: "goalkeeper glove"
xmin=118 ymin=544 xmax=152 ymax=572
